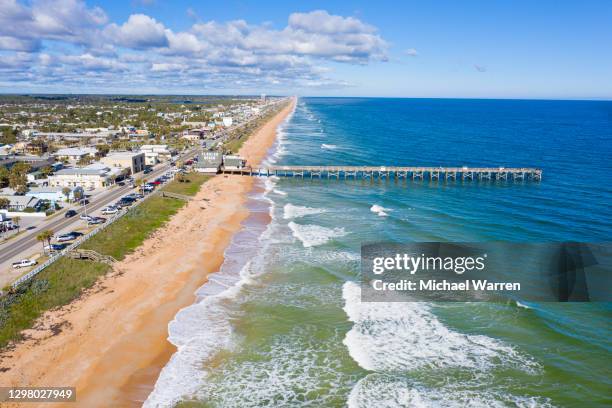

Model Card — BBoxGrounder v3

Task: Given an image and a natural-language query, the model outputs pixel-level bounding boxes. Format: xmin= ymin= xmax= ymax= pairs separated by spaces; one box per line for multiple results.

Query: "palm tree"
xmin=12 ymin=216 xmax=20 ymax=232
xmin=62 ymin=187 xmax=71 ymax=202
xmin=36 ymin=230 xmax=54 ymax=254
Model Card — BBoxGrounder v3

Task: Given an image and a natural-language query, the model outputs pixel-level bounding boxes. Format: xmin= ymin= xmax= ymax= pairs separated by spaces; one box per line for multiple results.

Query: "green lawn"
xmin=80 ymin=195 xmax=184 ymax=260
xmin=162 ymin=173 xmax=211 ymax=196
xmin=0 ymin=174 xmax=211 ymax=350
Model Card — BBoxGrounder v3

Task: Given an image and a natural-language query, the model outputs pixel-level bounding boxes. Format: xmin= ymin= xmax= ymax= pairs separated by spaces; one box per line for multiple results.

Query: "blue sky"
xmin=1 ymin=0 xmax=611 ymax=98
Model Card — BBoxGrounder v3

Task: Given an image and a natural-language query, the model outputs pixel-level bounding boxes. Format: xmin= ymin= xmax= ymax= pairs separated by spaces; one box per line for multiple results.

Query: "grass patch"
xmin=162 ymin=173 xmax=211 ymax=196
xmin=80 ymin=195 xmax=184 ymax=260
xmin=0 ymin=174 xmax=211 ymax=350
xmin=0 ymin=258 xmax=110 ymax=349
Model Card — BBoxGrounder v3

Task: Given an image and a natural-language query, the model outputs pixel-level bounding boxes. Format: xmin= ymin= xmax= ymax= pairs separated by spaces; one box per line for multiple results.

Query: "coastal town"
xmin=0 ymin=94 xmax=286 ymax=289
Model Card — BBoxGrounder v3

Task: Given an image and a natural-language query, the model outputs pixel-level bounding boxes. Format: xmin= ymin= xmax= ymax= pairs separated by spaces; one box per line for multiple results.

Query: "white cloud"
xmin=405 ymin=48 xmax=418 ymax=57
xmin=150 ymin=62 xmax=185 ymax=72
xmin=0 ymin=0 xmax=107 ymax=47
xmin=0 ymin=4 xmax=390 ymax=91
xmin=104 ymin=14 xmax=168 ymax=49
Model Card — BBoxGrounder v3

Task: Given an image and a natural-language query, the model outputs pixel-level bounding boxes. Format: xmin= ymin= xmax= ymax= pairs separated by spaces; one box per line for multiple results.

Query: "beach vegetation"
xmin=0 ymin=258 xmax=110 ymax=349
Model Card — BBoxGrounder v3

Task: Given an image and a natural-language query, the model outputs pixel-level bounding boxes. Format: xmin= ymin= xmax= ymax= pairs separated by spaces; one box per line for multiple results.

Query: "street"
xmin=0 ymin=148 xmax=197 ymax=288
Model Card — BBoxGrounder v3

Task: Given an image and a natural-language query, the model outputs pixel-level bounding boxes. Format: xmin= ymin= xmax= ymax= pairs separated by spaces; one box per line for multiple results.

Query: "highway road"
xmin=0 ymin=148 xmax=198 ymax=286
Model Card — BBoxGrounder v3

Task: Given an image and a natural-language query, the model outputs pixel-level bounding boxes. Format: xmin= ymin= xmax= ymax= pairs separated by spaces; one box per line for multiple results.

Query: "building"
xmin=54 ymin=147 xmax=97 ymax=163
xmin=194 ymin=152 xmax=222 ymax=174
xmin=0 ymin=155 xmax=55 ymax=171
xmin=222 ymin=117 xmax=233 ymax=127
xmin=222 ymin=155 xmax=246 ymax=170
xmin=0 ymin=195 xmax=41 ymax=211
xmin=139 ymin=144 xmax=173 ymax=165
xmin=48 ymin=166 xmax=121 ymax=189
xmin=33 ymin=131 xmax=113 ymax=143
xmin=182 ymin=132 xmax=202 ymax=142
xmin=26 ymin=186 xmax=84 ymax=203
xmin=100 ymin=151 xmax=145 ymax=174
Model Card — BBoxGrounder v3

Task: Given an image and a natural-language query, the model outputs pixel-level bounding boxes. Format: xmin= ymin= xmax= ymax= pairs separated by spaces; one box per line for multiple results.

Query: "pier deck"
xmin=222 ymin=166 xmax=542 ymax=181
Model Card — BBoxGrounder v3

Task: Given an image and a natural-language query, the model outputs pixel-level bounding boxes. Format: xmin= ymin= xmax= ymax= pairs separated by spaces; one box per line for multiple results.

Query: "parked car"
xmin=80 ymin=214 xmax=93 ymax=221
xmin=102 ymin=206 xmax=118 ymax=215
xmin=65 ymin=209 xmax=77 ymax=218
xmin=87 ymin=217 xmax=106 ymax=225
xmin=12 ymin=259 xmax=37 ymax=269
xmin=151 ymin=180 xmax=161 ymax=185
xmin=44 ymin=243 xmax=66 ymax=252
xmin=118 ymin=198 xmax=135 ymax=207
xmin=57 ymin=233 xmax=78 ymax=242
xmin=117 ymin=181 xmax=126 ymax=186
xmin=143 ymin=167 xmax=153 ymax=174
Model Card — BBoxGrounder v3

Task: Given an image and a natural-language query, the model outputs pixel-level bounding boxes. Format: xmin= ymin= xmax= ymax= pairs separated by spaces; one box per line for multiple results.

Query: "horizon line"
xmin=0 ymin=93 xmax=610 ymax=102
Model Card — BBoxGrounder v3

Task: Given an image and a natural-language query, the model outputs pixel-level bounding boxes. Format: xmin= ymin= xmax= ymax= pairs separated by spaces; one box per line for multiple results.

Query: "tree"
xmin=40 ymin=166 xmax=54 ymax=177
xmin=62 ymin=187 xmax=71 ymax=201
xmin=12 ymin=216 xmax=21 ymax=232
xmin=36 ymin=230 xmax=53 ymax=254
xmin=8 ymin=162 xmax=30 ymax=193
xmin=77 ymin=155 xmax=93 ymax=166
xmin=95 ymin=144 xmax=110 ymax=158
xmin=0 ymin=197 xmax=9 ymax=209
xmin=0 ymin=166 xmax=9 ymax=187
xmin=73 ymin=189 xmax=84 ymax=203
xmin=0 ymin=127 xmax=17 ymax=144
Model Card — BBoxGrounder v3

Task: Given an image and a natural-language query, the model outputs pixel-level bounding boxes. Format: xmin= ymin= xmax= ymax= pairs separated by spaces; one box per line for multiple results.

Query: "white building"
xmin=48 ymin=166 xmax=121 ymax=189
xmin=222 ymin=117 xmax=233 ymax=127
xmin=54 ymin=147 xmax=97 ymax=163
xmin=222 ymin=155 xmax=246 ymax=170
xmin=100 ymin=151 xmax=145 ymax=174
xmin=139 ymin=144 xmax=173 ymax=165
xmin=194 ymin=152 xmax=222 ymax=174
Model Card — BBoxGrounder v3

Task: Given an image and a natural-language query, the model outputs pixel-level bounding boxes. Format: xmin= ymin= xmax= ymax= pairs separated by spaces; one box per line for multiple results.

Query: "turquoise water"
xmin=146 ymin=98 xmax=611 ymax=407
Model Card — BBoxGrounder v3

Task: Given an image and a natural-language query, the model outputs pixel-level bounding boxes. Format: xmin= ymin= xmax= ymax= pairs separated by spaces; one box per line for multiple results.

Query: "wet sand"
xmin=0 ymin=97 xmax=296 ymax=407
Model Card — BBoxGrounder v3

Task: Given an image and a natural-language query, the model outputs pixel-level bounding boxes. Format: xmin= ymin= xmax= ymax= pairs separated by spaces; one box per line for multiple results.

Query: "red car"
xmin=151 ymin=180 xmax=161 ymax=185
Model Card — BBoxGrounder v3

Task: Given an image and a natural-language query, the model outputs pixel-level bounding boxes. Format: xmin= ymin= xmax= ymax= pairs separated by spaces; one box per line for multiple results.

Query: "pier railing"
xmin=222 ymin=166 xmax=542 ymax=181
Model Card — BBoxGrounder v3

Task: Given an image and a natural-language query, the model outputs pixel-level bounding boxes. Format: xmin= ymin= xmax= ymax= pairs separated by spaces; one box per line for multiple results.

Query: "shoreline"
xmin=0 ymin=97 xmax=296 ymax=407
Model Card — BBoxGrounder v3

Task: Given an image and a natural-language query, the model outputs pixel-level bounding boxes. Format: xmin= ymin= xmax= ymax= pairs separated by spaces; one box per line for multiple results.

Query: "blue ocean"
xmin=146 ymin=98 xmax=612 ymax=407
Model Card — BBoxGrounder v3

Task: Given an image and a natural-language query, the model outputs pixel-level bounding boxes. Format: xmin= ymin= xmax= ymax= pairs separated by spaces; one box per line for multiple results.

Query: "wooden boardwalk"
xmin=222 ymin=166 xmax=542 ymax=181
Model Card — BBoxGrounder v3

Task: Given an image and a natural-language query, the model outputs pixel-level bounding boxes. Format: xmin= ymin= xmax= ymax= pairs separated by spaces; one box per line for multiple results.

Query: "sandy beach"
xmin=0 ymin=97 xmax=296 ymax=407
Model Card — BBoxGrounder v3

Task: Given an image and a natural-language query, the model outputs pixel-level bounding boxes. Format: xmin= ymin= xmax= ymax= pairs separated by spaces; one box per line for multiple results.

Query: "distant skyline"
xmin=1 ymin=0 xmax=611 ymax=99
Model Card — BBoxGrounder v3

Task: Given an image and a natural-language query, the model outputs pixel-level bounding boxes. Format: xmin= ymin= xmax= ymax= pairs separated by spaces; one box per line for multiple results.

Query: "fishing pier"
xmin=222 ymin=166 xmax=542 ymax=181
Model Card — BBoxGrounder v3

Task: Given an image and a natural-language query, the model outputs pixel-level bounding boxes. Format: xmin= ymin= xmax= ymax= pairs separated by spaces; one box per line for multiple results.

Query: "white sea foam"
xmin=321 ymin=143 xmax=338 ymax=150
xmin=516 ymin=300 xmax=532 ymax=309
xmin=273 ymin=189 xmax=287 ymax=196
xmin=144 ymin=101 xmax=296 ymax=407
xmin=288 ymin=222 xmax=347 ymax=248
xmin=370 ymin=204 xmax=391 ymax=217
xmin=283 ymin=203 xmax=325 ymax=219
xmin=348 ymin=374 xmax=555 ymax=408
xmin=342 ymin=281 xmax=540 ymax=374
xmin=194 ymin=327 xmax=352 ymax=407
